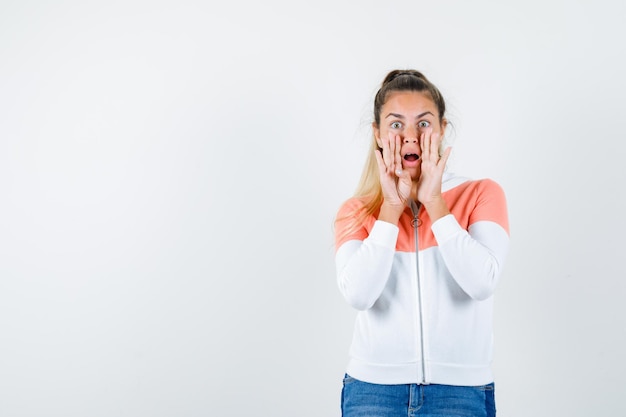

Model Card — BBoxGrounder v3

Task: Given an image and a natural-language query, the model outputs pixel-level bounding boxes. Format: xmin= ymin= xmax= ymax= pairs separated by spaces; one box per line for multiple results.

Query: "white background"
xmin=1 ymin=1 xmax=625 ymax=416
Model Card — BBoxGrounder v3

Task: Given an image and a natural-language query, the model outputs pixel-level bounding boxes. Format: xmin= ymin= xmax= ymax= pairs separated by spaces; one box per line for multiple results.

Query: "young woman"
xmin=334 ymin=70 xmax=510 ymax=416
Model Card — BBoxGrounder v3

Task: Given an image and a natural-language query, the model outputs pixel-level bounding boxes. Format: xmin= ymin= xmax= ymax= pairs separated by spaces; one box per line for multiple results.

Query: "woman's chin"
xmin=406 ymin=167 xmax=420 ymax=181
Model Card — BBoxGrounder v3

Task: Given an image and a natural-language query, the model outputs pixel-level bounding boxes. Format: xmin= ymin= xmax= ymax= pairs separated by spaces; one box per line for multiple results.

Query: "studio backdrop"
xmin=1 ymin=1 xmax=625 ymax=416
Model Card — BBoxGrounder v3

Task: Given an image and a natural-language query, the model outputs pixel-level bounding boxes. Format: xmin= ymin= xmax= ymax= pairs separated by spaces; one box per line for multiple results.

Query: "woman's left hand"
xmin=416 ymin=130 xmax=452 ymax=207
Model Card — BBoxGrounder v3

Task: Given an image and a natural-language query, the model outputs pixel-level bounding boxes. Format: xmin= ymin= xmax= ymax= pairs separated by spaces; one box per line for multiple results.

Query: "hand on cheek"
xmin=417 ymin=130 xmax=452 ymax=208
xmin=374 ymin=133 xmax=412 ymax=211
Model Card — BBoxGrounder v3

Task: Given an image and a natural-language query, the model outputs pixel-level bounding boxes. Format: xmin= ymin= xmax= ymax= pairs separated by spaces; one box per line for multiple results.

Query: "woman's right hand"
xmin=374 ymin=134 xmax=412 ymax=222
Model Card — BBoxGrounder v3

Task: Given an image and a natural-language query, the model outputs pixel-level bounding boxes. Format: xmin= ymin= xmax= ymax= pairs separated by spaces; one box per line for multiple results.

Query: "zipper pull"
xmin=410 ymin=200 xmax=422 ymax=228
xmin=412 ymin=216 xmax=422 ymax=228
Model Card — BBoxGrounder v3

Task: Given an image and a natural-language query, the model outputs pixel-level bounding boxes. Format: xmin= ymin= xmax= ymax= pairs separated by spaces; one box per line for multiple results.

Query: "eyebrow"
xmin=385 ymin=111 xmax=434 ymax=119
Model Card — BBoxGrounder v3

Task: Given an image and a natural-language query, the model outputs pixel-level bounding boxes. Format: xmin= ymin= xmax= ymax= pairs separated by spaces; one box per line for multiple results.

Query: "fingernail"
xmin=395 ymin=169 xmax=402 ymax=176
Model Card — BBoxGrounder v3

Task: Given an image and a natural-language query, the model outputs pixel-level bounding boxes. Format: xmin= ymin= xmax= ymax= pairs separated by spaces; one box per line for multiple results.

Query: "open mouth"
xmin=403 ymin=153 xmax=420 ymax=162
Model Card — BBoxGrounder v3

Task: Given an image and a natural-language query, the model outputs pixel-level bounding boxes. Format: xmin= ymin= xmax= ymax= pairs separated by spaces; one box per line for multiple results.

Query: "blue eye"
xmin=418 ymin=121 xmax=430 ymax=128
xmin=391 ymin=122 xmax=402 ymax=129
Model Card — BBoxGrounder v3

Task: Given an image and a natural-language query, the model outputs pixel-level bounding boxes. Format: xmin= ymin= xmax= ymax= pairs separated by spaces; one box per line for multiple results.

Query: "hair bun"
xmin=382 ymin=69 xmax=428 ymax=86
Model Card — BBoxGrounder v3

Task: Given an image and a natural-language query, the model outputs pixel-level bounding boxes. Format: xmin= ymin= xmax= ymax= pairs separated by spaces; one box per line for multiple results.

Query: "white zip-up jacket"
xmin=335 ymin=172 xmax=509 ymax=386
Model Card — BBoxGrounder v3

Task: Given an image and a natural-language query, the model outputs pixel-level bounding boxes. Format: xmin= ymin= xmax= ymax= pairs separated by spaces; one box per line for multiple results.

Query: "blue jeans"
xmin=341 ymin=374 xmax=496 ymax=417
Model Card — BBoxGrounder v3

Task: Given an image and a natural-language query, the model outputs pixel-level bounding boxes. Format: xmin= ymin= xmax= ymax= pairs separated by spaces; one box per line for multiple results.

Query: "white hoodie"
xmin=335 ymin=172 xmax=510 ymax=385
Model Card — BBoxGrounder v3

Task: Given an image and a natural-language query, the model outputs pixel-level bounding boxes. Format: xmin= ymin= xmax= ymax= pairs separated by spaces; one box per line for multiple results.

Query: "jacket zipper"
xmin=410 ymin=199 xmax=428 ymax=384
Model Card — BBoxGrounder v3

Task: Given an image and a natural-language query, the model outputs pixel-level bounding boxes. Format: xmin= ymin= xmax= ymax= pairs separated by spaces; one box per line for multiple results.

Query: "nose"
xmin=403 ymin=125 xmax=418 ymax=143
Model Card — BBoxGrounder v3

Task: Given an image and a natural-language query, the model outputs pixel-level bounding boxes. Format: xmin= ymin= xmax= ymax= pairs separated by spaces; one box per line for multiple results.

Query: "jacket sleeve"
xmin=431 ymin=179 xmax=510 ymax=300
xmin=334 ymin=200 xmax=399 ymax=311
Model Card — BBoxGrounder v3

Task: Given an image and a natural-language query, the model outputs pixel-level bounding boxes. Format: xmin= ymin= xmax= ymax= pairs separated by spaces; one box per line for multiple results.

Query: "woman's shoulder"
xmin=444 ymin=174 xmax=509 ymax=231
xmin=443 ymin=172 xmax=505 ymax=195
xmin=470 ymin=178 xmax=507 ymax=199
xmin=336 ymin=195 xmax=370 ymax=217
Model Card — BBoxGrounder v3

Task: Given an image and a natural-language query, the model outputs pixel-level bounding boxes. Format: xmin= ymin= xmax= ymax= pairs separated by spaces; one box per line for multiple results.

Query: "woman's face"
xmin=373 ymin=90 xmax=447 ymax=180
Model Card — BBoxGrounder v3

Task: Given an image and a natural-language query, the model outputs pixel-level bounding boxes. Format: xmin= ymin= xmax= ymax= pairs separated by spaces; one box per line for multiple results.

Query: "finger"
xmin=427 ymin=130 xmax=440 ymax=162
xmin=387 ymin=132 xmax=394 ymax=173
xmin=379 ymin=135 xmax=390 ymax=172
xmin=429 ymin=132 xmax=440 ymax=160
xmin=394 ymin=134 xmax=403 ymax=176
xmin=439 ymin=146 xmax=452 ymax=167
xmin=421 ymin=130 xmax=432 ymax=161
xmin=384 ymin=134 xmax=397 ymax=173
xmin=432 ymin=132 xmax=443 ymax=158
xmin=374 ymin=148 xmax=386 ymax=174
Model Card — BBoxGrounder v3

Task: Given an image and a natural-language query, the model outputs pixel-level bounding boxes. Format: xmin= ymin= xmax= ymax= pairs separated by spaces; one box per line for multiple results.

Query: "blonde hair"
xmin=335 ymin=69 xmax=447 ymax=240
